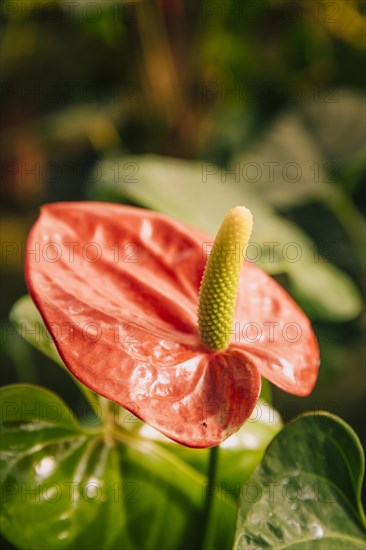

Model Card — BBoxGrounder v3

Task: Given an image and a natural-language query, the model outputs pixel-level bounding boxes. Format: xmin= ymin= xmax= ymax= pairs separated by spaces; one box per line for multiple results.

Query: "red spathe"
xmin=25 ymin=202 xmax=319 ymax=447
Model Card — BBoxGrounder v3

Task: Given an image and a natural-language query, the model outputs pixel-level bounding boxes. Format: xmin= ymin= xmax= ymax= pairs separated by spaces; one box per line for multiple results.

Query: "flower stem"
xmin=198 ymin=206 xmax=253 ymax=350
xmin=201 ymin=445 xmax=220 ymax=549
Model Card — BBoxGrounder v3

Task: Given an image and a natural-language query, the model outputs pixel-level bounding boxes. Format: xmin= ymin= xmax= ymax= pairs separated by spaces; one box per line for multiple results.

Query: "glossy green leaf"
xmin=89 ymin=155 xmax=362 ymax=321
xmin=1 ymin=384 xmax=236 ymax=550
xmin=234 ymin=412 xmax=366 ymax=549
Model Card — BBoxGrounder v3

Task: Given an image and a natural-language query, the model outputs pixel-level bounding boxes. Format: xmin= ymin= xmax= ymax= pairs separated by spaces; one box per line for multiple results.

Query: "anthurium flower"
xmin=25 ymin=202 xmax=319 ymax=448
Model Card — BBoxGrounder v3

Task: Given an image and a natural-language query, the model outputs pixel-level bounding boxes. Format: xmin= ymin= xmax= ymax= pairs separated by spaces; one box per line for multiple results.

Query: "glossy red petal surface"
xmin=25 ymin=202 xmax=261 ymax=447
xmin=25 ymin=202 xmax=319 ymax=446
xmin=232 ymin=266 xmax=319 ymax=396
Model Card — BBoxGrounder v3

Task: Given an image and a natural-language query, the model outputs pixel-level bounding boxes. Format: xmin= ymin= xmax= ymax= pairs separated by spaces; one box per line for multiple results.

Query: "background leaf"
xmin=288 ymin=262 xmax=363 ymax=322
xmin=231 ymin=90 xmax=365 ymax=209
xmin=9 ymin=296 xmax=101 ymax=409
xmin=10 ymin=295 xmax=64 ymax=368
xmin=89 ymin=154 xmax=362 ymax=321
xmin=234 ymin=412 xmax=366 ymax=549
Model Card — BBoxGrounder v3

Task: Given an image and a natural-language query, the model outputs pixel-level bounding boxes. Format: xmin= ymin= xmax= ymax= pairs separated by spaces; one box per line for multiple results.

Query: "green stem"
xmin=201 ymin=445 xmax=220 ymax=549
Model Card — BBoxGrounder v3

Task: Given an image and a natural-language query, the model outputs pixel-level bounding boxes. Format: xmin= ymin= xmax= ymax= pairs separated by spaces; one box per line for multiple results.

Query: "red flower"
xmin=25 ymin=202 xmax=319 ymax=448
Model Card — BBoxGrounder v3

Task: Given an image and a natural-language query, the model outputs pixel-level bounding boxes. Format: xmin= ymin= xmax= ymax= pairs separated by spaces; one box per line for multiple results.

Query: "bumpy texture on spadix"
xmin=199 ymin=206 xmax=253 ymax=350
xmin=25 ymin=202 xmax=320 ymax=448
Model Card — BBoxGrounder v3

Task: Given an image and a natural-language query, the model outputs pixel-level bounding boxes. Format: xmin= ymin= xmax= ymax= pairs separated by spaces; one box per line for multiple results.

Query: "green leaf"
xmin=9 ymin=295 xmax=64 ymax=368
xmin=303 ymin=89 xmax=365 ymax=166
xmin=89 ymin=154 xmax=362 ymax=321
xmin=89 ymin=153 xmax=287 ymax=249
xmin=231 ymin=89 xmax=366 ymax=286
xmin=0 ymin=384 xmax=236 ymax=550
xmin=288 ymin=262 xmax=363 ymax=322
xmin=232 ymin=90 xmax=366 ymax=210
xmin=232 ymin=110 xmax=331 ymax=210
xmin=234 ymin=412 xmax=366 ymax=549
xmin=9 ymin=296 xmax=101 ymax=409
